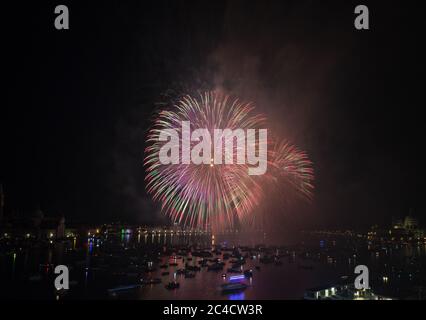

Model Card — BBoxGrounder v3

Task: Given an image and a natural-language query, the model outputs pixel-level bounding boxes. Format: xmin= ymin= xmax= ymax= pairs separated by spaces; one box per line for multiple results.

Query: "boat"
xmin=221 ymin=282 xmax=248 ymax=293
xmin=207 ymin=263 xmax=224 ymax=271
xmin=176 ymin=268 xmax=186 ymax=275
xmin=165 ymin=281 xmax=180 ymax=289
xmin=227 ymin=267 xmax=241 ymax=273
xmin=185 ymin=265 xmax=201 ymax=272
xmin=259 ymin=256 xmax=273 ymax=264
xmin=244 ymin=269 xmax=253 ymax=277
xmin=198 ymin=260 xmax=208 ymax=267
xmin=192 ymin=251 xmax=213 ymax=258
xmin=185 ymin=272 xmax=195 ymax=278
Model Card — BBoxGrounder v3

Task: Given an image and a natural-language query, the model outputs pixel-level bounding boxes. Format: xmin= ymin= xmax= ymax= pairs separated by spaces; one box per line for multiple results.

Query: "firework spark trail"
xmin=144 ymin=91 xmax=314 ymax=231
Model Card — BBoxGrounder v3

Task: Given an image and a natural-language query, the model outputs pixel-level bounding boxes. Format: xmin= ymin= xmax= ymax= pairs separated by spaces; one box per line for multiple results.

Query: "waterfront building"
xmin=304 ymin=278 xmax=393 ymax=300
xmin=392 ymin=217 xmax=404 ymax=229
xmin=404 ymin=215 xmax=419 ymax=230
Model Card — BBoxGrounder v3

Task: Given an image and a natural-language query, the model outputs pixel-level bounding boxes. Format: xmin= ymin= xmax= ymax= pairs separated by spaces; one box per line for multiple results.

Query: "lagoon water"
xmin=1 ymin=232 xmax=425 ymax=299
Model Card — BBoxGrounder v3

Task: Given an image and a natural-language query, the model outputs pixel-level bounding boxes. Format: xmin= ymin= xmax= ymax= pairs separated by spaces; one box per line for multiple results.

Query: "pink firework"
xmin=144 ymin=91 xmax=314 ymax=231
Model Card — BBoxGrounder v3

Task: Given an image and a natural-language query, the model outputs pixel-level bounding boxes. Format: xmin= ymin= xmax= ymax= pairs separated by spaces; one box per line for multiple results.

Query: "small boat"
xmin=176 ymin=268 xmax=186 ymax=275
xmin=259 ymin=256 xmax=273 ymax=264
xmin=221 ymin=282 xmax=248 ymax=293
xmin=185 ymin=272 xmax=195 ymax=278
xmin=244 ymin=269 xmax=253 ymax=277
xmin=165 ymin=281 xmax=180 ymax=290
xmin=185 ymin=265 xmax=201 ymax=272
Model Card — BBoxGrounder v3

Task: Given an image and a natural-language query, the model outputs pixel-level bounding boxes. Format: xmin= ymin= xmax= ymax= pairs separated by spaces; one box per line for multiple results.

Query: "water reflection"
xmin=229 ymin=292 xmax=245 ymax=300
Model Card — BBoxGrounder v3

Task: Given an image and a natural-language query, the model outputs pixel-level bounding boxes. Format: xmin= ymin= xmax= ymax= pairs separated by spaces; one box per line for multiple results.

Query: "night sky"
xmin=2 ymin=1 xmax=425 ymax=229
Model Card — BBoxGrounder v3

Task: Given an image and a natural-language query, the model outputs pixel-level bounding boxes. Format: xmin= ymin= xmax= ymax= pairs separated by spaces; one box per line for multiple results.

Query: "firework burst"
xmin=144 ymin=91 xmax=314 ymax=231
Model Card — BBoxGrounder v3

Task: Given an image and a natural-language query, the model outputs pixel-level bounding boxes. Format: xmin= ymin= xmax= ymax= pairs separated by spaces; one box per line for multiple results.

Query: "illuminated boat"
xmin=176 ymin=268 xmax=186 ymax=275
xmin=221 ymin=282 xmax=248 ymax=293
xmin=243 ymin=269 xmax=253 ymax=277
xmin=165 ymin=281 xmax=180 ymax=289
xmin=184 ymin=272 xmax=195 ymax=278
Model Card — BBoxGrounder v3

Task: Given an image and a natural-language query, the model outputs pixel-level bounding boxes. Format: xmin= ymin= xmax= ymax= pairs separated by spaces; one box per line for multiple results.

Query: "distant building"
xmin=404 ymin=215 xmax=418 ymax=230
xmin=392 ymin=214 xmax=420 ymax=231
xmin=37 ymin=211 xmax=68 ymax=239
xmin=389 ymin=213 xmax=423 ymax=242
xmin=303 ymin=276 xmax=393 ymax=300
xmin=0 ymin=205 xmax=73 ymax=240
xmin=56 ymin=215 xmax=66 ymax=239
xmin=392 ymin=217 xmax=404 ymax=229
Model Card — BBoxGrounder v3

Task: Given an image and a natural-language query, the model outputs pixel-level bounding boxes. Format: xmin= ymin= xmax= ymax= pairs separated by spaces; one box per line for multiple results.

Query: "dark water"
xmin=1 ymin=232 xmax=425 ymax=299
